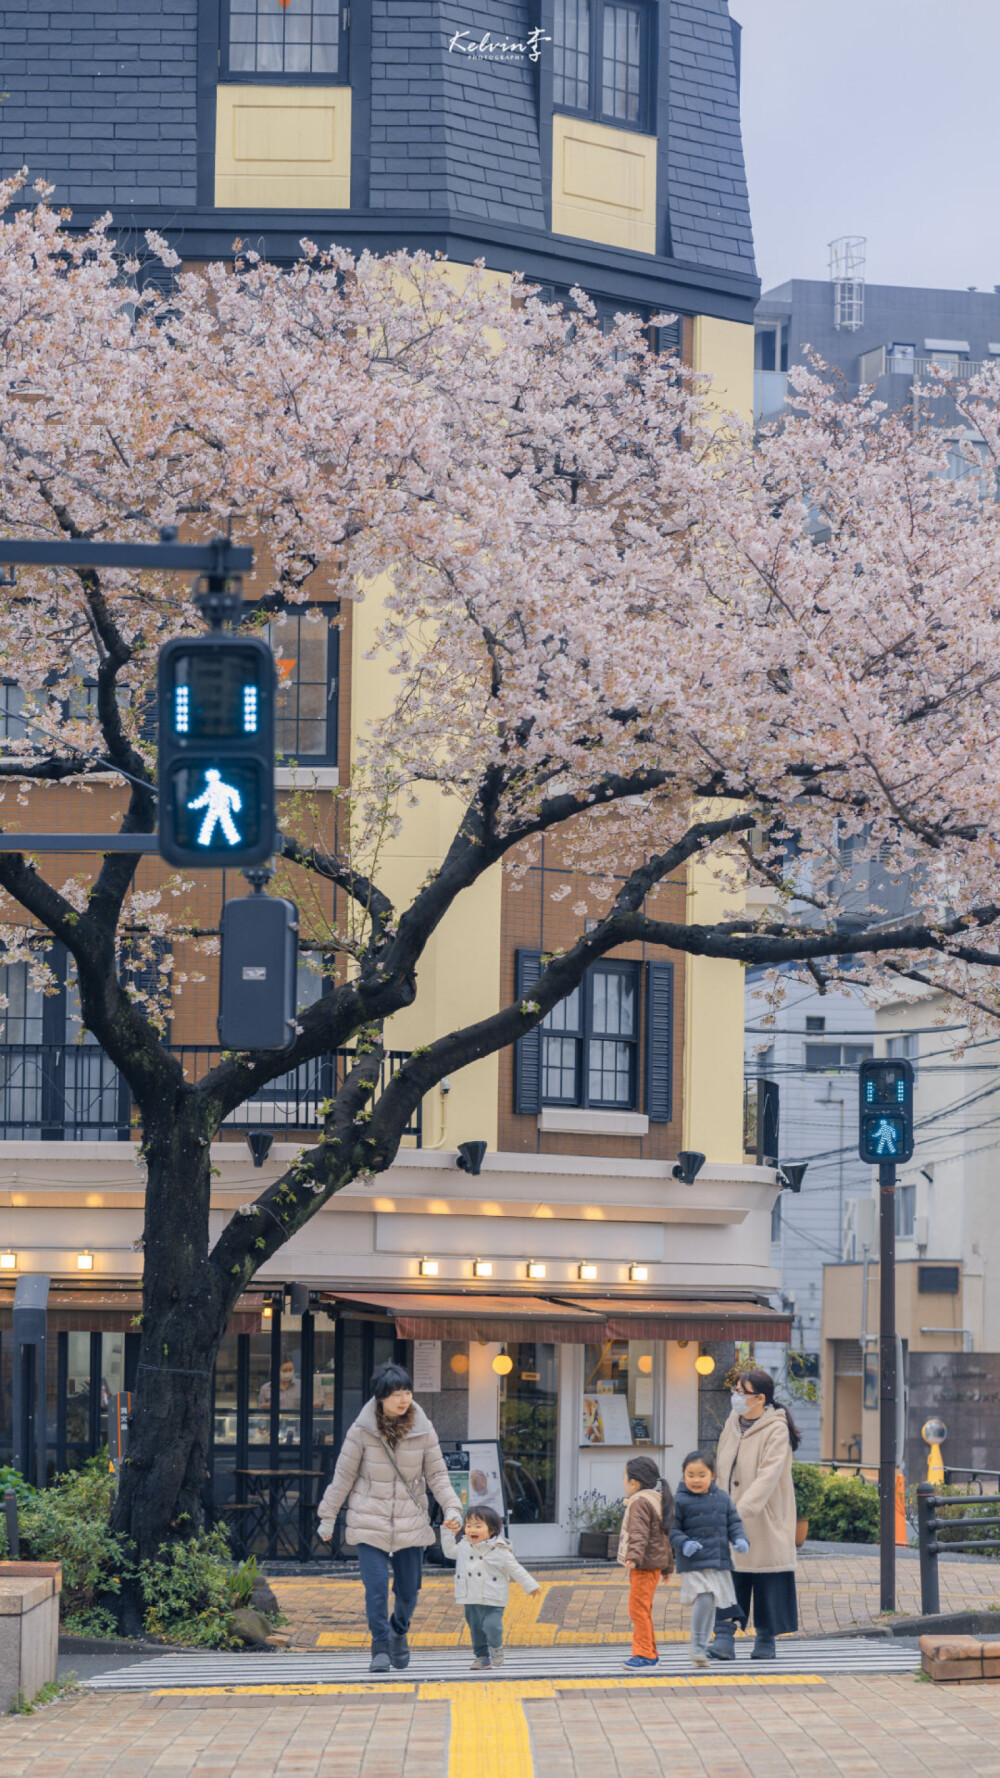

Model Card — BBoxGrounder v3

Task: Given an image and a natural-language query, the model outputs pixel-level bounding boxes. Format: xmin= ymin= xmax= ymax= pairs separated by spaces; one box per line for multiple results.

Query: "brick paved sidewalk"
xmin=6 ymin=1674 xmax=1000 ymax=1777
xmin=271 ymin=1551 xmax=1000 ymax=1648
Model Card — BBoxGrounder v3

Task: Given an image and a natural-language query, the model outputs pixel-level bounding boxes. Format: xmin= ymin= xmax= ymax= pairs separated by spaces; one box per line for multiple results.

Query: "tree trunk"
xmin=108 ymin=1110 xmax=226 ymax=1633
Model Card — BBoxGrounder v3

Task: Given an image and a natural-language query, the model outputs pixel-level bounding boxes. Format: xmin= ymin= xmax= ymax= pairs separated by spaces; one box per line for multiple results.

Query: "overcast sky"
xmin=732 ymin=0 xmax=1000 ymax=296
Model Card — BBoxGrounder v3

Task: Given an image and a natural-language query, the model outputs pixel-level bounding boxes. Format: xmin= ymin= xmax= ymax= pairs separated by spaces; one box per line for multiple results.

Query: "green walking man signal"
xmin=858 ymin=1058 xmax=914 ymax=1165
xmin=156 ymin=635 xmax=277 ymax=867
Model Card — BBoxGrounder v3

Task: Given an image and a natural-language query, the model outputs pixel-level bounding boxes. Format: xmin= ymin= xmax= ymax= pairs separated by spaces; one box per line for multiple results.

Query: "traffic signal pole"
xmin=878 ymin=1156 xmax=897 ymax=1614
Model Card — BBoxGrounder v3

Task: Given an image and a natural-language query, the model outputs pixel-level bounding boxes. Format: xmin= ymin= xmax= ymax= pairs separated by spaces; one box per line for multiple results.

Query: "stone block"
xmin=0 ymin=1573 xmax=59 ymax=1712
xmin=920 ymin=1633 xmax=985 ymax=1681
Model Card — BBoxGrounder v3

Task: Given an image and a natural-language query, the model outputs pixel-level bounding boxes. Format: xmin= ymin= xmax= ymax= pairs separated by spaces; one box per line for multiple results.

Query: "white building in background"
xmin=822 ymin=987 xmax=1000 ymax=1479
xmin=745 ymin=966 xmax=876 ymax=1460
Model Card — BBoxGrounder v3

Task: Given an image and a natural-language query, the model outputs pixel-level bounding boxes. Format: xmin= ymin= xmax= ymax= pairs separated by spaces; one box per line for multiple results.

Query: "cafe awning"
xmin=557 ymin=1298 xmax=793 ymax=1342
xmin=325 ymin=1291 xmax=604 ymax=1344
xmin=324 ymin=1291 xmax=790 ymax=1344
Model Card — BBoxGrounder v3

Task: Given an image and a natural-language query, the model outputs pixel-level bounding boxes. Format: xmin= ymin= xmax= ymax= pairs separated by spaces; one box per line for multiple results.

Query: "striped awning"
xmin=558 ymin=1298 xmax=793 ymax=1342
xmin=324 ymin=1291 xmax=604 ymax=1344
xmin=324 ymin=1291 xmax=790 ymax=1345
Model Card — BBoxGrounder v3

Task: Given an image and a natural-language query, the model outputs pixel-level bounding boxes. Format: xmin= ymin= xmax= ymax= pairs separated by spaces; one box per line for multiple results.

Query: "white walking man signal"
xmin=872 ymin=1117 xmax=900 ymax=1157
xmin=188 ymin=768 xmax=242 ymax=847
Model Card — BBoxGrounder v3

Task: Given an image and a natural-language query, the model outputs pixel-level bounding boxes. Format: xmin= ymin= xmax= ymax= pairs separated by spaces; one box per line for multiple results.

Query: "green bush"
xmin=2 ymin=1460 xmax=271 ymax=1645
xmin=139 ymin=1525 xmax=253 ymax=1648
xmin=16 ymin=1456 xmax=133 ymax=1625
xmin=810 ymin=1473 xmax=880 ymax=1543
xmin=791 ymin=1462 xmax=827 ymax=1524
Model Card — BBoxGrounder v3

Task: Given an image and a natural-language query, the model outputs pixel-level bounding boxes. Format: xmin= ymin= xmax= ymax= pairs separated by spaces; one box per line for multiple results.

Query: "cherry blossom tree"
xmin=1 ymin=180 xmax=1000 ymax=1619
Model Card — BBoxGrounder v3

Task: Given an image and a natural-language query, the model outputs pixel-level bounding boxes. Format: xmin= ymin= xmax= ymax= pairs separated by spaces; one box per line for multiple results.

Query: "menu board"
xmin=412 ymin=1340 xmax=442 ymax=1393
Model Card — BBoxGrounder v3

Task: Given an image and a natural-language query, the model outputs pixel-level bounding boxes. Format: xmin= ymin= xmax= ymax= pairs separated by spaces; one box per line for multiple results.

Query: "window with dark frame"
xmin=539 ymin=961 xmax=639 ymax=1110
xmin=224 ymin=0 xmax=347 ymax=80
xmin=553 ymin=0 xmax=651 ymax=131
xmin=258 ymin=607 xmax=339 ymax=765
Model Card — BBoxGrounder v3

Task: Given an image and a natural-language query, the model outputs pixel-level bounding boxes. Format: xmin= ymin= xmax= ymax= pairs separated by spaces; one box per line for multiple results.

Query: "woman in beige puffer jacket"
xmin=317 ymin=1362 xmax=463 ymax=1674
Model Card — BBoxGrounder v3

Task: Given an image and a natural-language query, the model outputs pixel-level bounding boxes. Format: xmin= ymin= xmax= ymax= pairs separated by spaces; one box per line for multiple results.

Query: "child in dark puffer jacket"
xmin=670 ymin=1449 xmax=748 ymax=1666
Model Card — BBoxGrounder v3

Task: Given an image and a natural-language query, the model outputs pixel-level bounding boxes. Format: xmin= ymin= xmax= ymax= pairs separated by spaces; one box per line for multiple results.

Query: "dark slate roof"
xmin=666 ymin=0 xmax=756 ymax=278
xmin=0 ymin=1 xmax=756 ymax=310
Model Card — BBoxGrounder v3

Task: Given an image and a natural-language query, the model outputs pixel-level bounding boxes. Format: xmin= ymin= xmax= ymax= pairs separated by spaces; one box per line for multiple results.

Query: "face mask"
xmin=732 ymin=1392 xmax=750 ymax=1414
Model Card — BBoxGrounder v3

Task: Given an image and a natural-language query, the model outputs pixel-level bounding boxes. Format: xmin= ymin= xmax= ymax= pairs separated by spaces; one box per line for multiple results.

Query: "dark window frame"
xmin=552 ymin=0 xmax=654 ymax=134
xmin=244 ymin=603 xmax=340 ymax=767
xmin=220 ymin=0 xmax=350 ymax=84
xmin=540 ymin=959 xmax=641 ymax=1111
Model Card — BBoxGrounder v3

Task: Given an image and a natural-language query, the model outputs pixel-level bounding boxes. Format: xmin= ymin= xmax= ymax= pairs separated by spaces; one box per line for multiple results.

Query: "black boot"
xmin=751 ymin=1635 xmax=776 ymax=1660
xmin=369 ymin=1640 xmax=391 ymax=1674
xmin=706 ymin=1611 xmax=737 ymax=1662
xmin=388 ymin=1627 xmax=411 ymax=1670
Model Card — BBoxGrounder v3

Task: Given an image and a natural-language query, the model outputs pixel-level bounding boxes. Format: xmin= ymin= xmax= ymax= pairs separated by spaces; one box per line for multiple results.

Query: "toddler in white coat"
xmin=441 ymin=1505 xmax=540 ymax=1669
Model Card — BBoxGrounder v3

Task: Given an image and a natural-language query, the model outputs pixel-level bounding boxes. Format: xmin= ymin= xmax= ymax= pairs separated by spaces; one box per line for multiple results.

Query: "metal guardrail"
xmin=0 ymin=1042 xmax=422 ymax=1145
xmin=916 ymin=1482 xmax=1000 ymax=1613
xmin=943 ymin=1467 xmax=1000 ymax=1494
xmin=817 ymin=1459 xmax=878 ymax=1482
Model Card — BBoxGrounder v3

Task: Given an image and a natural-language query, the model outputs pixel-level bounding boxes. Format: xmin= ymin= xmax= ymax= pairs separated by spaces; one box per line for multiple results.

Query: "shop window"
xmin=553 ymin=0 xmax=652 ymax=131
xmin=224 ymin=0 xmax=347 ymax=80
xmin=582 ymin=1340 xmax=655 ymax=1445
xmin=514 ymin=952 xmax=673 ymax=1119
xmin=498 ymin=1342 xmax=558 ymax=1523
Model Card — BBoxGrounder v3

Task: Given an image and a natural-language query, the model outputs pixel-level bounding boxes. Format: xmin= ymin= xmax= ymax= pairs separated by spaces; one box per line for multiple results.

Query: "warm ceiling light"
xmin=578 ymin=1263 xmax=598 ymax=1281
xmin=527 ymin=1261 xmax=546 ymax=1280
xmin=449 ymin=1352 xmax=470 ymax=1374
xmin=629 ymin=1264 xmax=649 ymax=1283
xmin=77 ymin=1251 xmax=94 ymax=1271
xmin=261 ymin=1304 xmax=273 ymax=1321
xmin=695 ymin=1354 xmax=717 ymax=1377
xmin=419 ymin=1257 xmax=439 ymax=1277
xmin=0 ymin=1250 xmax=16 ymax=1270
xmin=492 ymin=1351 xmax=514 ymax=1375
xmin=637 ymin=1354 xmax=654 ymax=1375
xmin=473 ymin=1259 xmax=493 ymax=1278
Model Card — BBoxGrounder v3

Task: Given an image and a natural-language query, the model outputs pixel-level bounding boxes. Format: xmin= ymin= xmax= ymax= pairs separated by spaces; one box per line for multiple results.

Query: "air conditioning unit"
xmin=843 ymin=1196 xmax=878 ymax=1262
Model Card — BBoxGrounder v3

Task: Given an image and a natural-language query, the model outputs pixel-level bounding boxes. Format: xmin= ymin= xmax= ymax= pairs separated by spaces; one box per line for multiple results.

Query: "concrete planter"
xmin=0 ymin=1562 xmax=61 ymax=1712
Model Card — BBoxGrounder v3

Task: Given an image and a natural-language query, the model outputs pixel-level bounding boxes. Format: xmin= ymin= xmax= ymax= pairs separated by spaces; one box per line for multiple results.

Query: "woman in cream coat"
xmin=317 ymin=1362 xmax=463 ymax=1674
xmin=711 ymin=1368 xmax=800 ymax=1661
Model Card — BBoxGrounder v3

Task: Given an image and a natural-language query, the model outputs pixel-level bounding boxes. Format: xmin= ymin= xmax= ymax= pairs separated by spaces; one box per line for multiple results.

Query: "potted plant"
xmin=566 ymin=1490 xmax=624 ymax=1559
xmin=791 ymin=1461 xmax=826 ymax=1547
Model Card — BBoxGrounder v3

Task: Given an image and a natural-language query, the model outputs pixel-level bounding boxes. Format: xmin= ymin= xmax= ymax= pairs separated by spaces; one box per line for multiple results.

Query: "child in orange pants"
xmin=618 ymin=1454 xmax=675 ymax=1668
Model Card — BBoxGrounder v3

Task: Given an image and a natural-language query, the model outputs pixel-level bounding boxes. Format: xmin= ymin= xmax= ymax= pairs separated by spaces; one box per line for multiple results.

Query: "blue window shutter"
xmin=644 ymin=960 xmax=673 ymax=1122
xmin=514 ymin=949 xmax=544 ymax=1114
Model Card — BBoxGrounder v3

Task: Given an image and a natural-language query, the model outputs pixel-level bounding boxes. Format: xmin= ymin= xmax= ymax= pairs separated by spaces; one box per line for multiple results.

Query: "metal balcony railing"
xmin=859 ymin=346 xmax=992 ymax=384
xmin=0 ymin=1043 xmax=421 ymax=1145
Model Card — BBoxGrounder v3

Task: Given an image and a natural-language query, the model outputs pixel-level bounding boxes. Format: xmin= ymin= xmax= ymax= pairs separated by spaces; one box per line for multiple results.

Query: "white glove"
xmin=317 ymin=1520 xmax=335 ymax=1541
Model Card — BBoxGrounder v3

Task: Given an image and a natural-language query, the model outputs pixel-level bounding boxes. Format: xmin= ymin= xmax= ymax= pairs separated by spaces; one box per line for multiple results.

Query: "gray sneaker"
xmin=469 ymin=1655 xmax=491 ymax=1670
xmin=369 ymin=1645 xmax=391 ymax=1675
xmin=489 ymin=1647 xmax=504 ymax=1667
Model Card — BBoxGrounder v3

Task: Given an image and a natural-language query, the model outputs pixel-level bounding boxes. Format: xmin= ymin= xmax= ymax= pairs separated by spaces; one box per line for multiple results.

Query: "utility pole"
xmin=878 ymin=1155 xmax=897 ymax=1613
xmin=858 ymin=1058 xmax=914 ymax=1616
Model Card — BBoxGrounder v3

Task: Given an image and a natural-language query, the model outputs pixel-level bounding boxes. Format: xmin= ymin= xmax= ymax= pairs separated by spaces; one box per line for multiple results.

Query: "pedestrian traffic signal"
xmin=858 ymin=1058 xmax=914 ymax=1164
xmin=157 ymin=636 xmax=276 ymax=866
